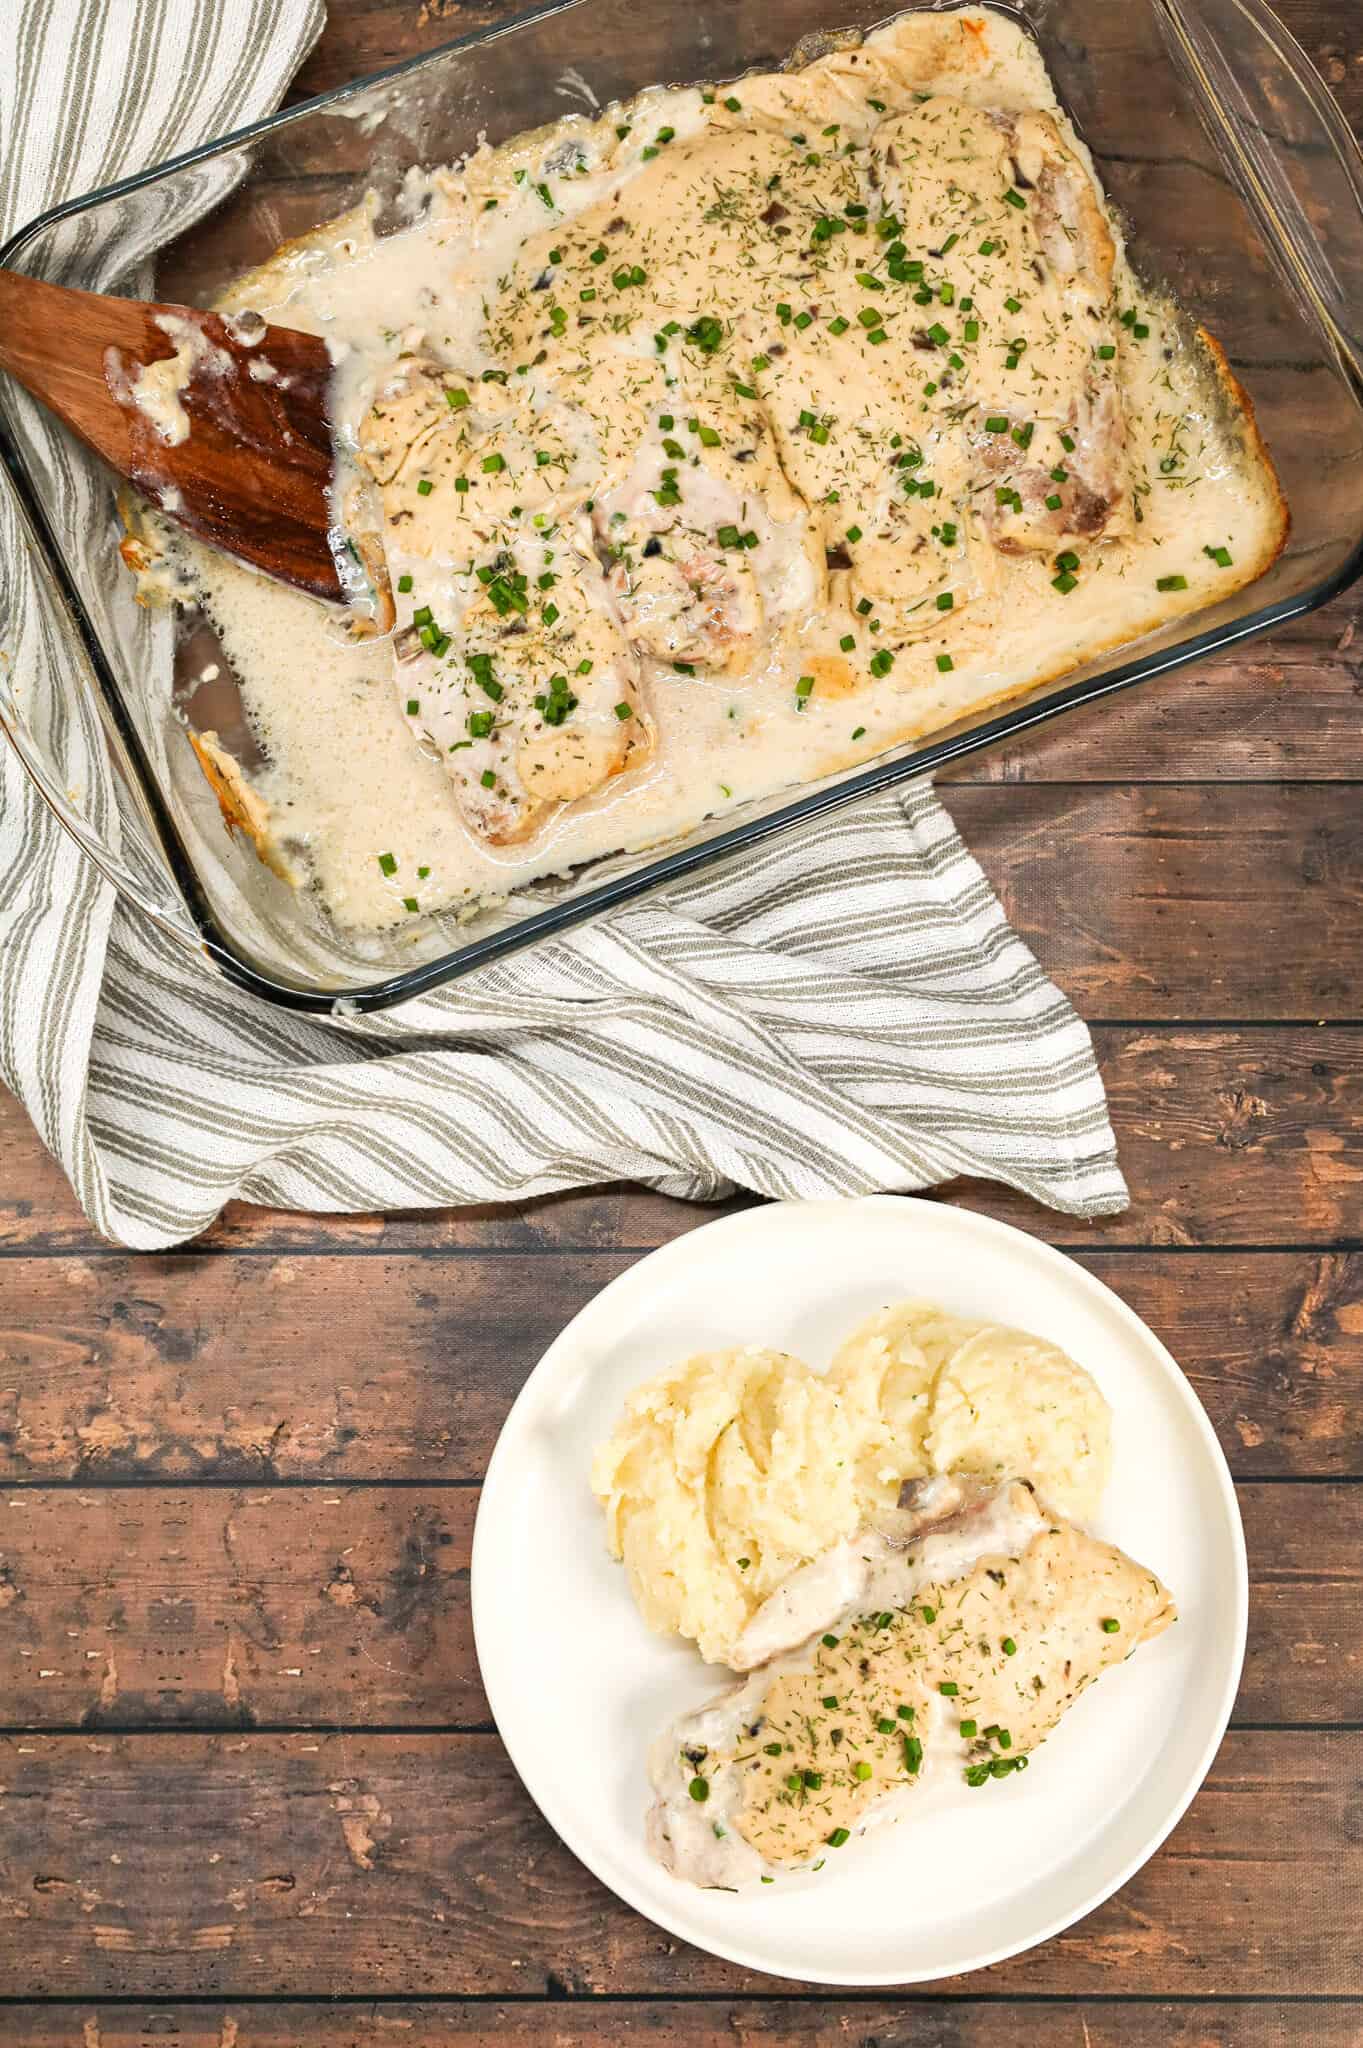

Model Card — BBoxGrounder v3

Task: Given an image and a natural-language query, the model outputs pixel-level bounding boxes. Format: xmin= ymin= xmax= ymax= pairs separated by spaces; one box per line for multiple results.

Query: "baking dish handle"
xmin=1160 ymin=0 xmax=1363 ymax=384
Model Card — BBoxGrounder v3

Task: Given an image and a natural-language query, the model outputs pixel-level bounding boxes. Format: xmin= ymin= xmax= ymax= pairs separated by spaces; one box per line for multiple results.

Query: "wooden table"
xmin=3 ymin=2 xmax=1363 ymax=2040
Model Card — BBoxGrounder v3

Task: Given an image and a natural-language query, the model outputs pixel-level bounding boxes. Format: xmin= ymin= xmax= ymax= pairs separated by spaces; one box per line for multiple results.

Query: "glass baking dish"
xmin=2 ymin=0 xmax=1361 ymax=1013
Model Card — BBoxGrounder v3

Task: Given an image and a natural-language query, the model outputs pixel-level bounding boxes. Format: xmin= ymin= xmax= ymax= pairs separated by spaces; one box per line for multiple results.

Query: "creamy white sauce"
xmin=161 ymin=7 xmax=1284 ymax=934
xmin=127 ymin=312 xmax=232 ymax=447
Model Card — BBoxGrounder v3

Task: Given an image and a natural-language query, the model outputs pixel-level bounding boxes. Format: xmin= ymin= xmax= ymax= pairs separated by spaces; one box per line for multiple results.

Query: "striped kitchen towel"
xmin=0 ymin=0 xmax=1127 ymax=1250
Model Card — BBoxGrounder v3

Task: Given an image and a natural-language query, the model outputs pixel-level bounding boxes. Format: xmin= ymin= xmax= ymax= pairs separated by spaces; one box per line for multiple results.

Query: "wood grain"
xmin=1 ymin=1251 xmax=1359 ymax=1483
xmin=1 ymin=1731 xmax=1357 ymax=1997
xmin=951 ymin=786 xmax=1363 ymax=1022
xmin=0 ymin=1484 xmax=1355 ymax=1730
xmin=5 ymin=0 xmax=1362 ymax=2033
xmin=4 ymin=1023 xmax=1363 ymax=1253
xmin=0 ymin=2004 xmax=1357 ymax=2047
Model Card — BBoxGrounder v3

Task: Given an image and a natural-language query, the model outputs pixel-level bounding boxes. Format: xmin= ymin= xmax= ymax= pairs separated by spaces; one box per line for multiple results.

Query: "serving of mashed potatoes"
xmin=590 ymin=1349 xmax=861 ymax=1667
xmin=591 ymin=1301 xmax=1112 ymax=1666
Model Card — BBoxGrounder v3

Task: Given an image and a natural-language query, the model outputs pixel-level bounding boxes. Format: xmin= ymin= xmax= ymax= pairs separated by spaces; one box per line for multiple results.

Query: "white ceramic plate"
xmin=471 ymin=1197 xmax=1246 ymax=1987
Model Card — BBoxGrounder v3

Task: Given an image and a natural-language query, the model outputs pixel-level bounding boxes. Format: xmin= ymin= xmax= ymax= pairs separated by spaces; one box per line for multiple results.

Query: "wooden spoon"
xmin=0 ymin=268 xmax=347 ymax=604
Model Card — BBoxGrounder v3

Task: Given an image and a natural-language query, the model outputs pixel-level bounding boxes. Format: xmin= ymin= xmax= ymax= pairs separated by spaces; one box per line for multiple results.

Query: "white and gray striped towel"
xmin=0 ymin=0 xmax=1127 ymax=1252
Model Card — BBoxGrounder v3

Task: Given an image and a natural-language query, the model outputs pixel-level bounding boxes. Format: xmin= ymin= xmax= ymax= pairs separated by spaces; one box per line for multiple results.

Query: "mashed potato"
xmin=925 ymin=1325 xmax=1111 ymax=1520
xmin=593 ymin=1306 xmax=1113 ymax=1665
xmin=828 ymin=1300 xmax=983 ymax=1516
xmin=590 ymin=1348 xmax=860 ymax=1666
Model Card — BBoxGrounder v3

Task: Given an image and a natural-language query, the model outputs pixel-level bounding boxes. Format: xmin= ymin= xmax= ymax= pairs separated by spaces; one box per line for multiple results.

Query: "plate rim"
xmin=471 ymin=1194 xmax=1249 ymax=1988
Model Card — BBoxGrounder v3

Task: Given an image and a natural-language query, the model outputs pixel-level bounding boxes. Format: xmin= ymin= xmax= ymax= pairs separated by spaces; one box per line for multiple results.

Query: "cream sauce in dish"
xmin=149 ymin=6 xmax=1286 ymax=933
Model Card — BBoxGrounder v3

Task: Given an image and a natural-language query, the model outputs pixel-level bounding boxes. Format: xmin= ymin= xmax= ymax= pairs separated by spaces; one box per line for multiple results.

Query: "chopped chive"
xmin=406 ymin=698 xmax=420 ymax=716
xmin=688 ymin=1776 xmax=709 ymax=1802
xmin=851 ymin=725 xmax=865 ymax=739
xmin=822 ymin=1695 xmax=839 ymax=1710
xmin=939 ymin=1681 xmax=959 ymax=1696
xmin=1002 ymin=1637 xmax=1017 ymax=1656
xmin=853 ymin=1761 xmax=873 ymax=1782
xmin=921 ymin=1605 xmax=936 ymax=1623
xmin=821 ymin=1633 xmax=839 ymax=1649
xmin=1204 ymin=544 xmax=1233 ymax=567
xmin=1097 ymin=342 xmax=1116 ymax=359
xmin=1052 ymin=572 xmax=1078 ymax=593
xmin=480 ymin=769 xmax=496 ymax=789
xmin=869 ymin=648 xmax=894 ymax=678
xmin=1003 ymin=187 xmax=1026 ymax=209
xmin=935 ymin=590 xmax=954 ymax=611
xmin=846 ymin=525 xmax=863 ymax=544
xmin=724 ymin=95 xmax=741 ymax=111
xmin=829 ymin=315 xmax=850 ymax=335
xmin=984 ymin=414 xmax=1009 ymax=433
xmin=1102 ymin=1617 xmax=1121 ymax=1633
xmin=402 ymin=896 xmax=419 ymax=913
xmin=803 ymin=1769 xmax=823 ymax=1789
xmin=840 ymin=633 xmax=855 ymax=652
xmin=397 ymin=574 xmax=413 ymax=594
xmin=416 ymin=478 xmax=433 ymax=496
xmin=1045 ymin=493 xmax=1063 ymax=511
xmin=1156 ymin=573 xmax=1188 ymax=591
xmin=614 ymin=701 xmax=633 ymax=720
xmin=377 ymin=852 xmax=397 ymax=876
xmin=936 ymin=653 xmax=954 ymax=672
xmin=960 ymin=1719 xmax=978 ymax=1737
xmin=827 ymin=1827 xmax=850 ymax=1848
xmin=902 ymin=1734 xmax=923 ymax=1774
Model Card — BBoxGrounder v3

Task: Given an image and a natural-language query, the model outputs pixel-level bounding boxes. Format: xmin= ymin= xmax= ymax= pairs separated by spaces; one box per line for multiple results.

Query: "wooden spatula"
xmin=0 ymin=268 xmax=347 ymax=604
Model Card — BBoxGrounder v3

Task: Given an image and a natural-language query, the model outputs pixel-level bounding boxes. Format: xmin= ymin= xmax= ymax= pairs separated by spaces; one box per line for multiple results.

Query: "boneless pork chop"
xmin=648 ymin=1477 xmax=1175 ymax=1887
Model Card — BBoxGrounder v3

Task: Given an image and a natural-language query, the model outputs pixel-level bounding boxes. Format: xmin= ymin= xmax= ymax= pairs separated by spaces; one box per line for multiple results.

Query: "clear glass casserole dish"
xmin=2 ymin=0 xmax=1361 ymax=1013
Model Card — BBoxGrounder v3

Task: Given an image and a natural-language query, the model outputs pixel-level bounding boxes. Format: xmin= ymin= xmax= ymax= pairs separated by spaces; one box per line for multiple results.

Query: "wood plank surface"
xmin=0 ymin=2004 xmax=1357 ymax=2048
xmin=950 ymin=786 xmax=1363 ymax=1022
xmin=2 ymin=1251 xmax=1360 ymax=1482
xmin=0 ymin=1483 xmax=1354 ymax=1730
xmin=6 ymin=0 xmax=1363 ymax=2033
xmin=4 ymin=1023 xmax=1363 ymax=1253
xmin=1 ymin=1731 xmax=1357 ymax=1998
